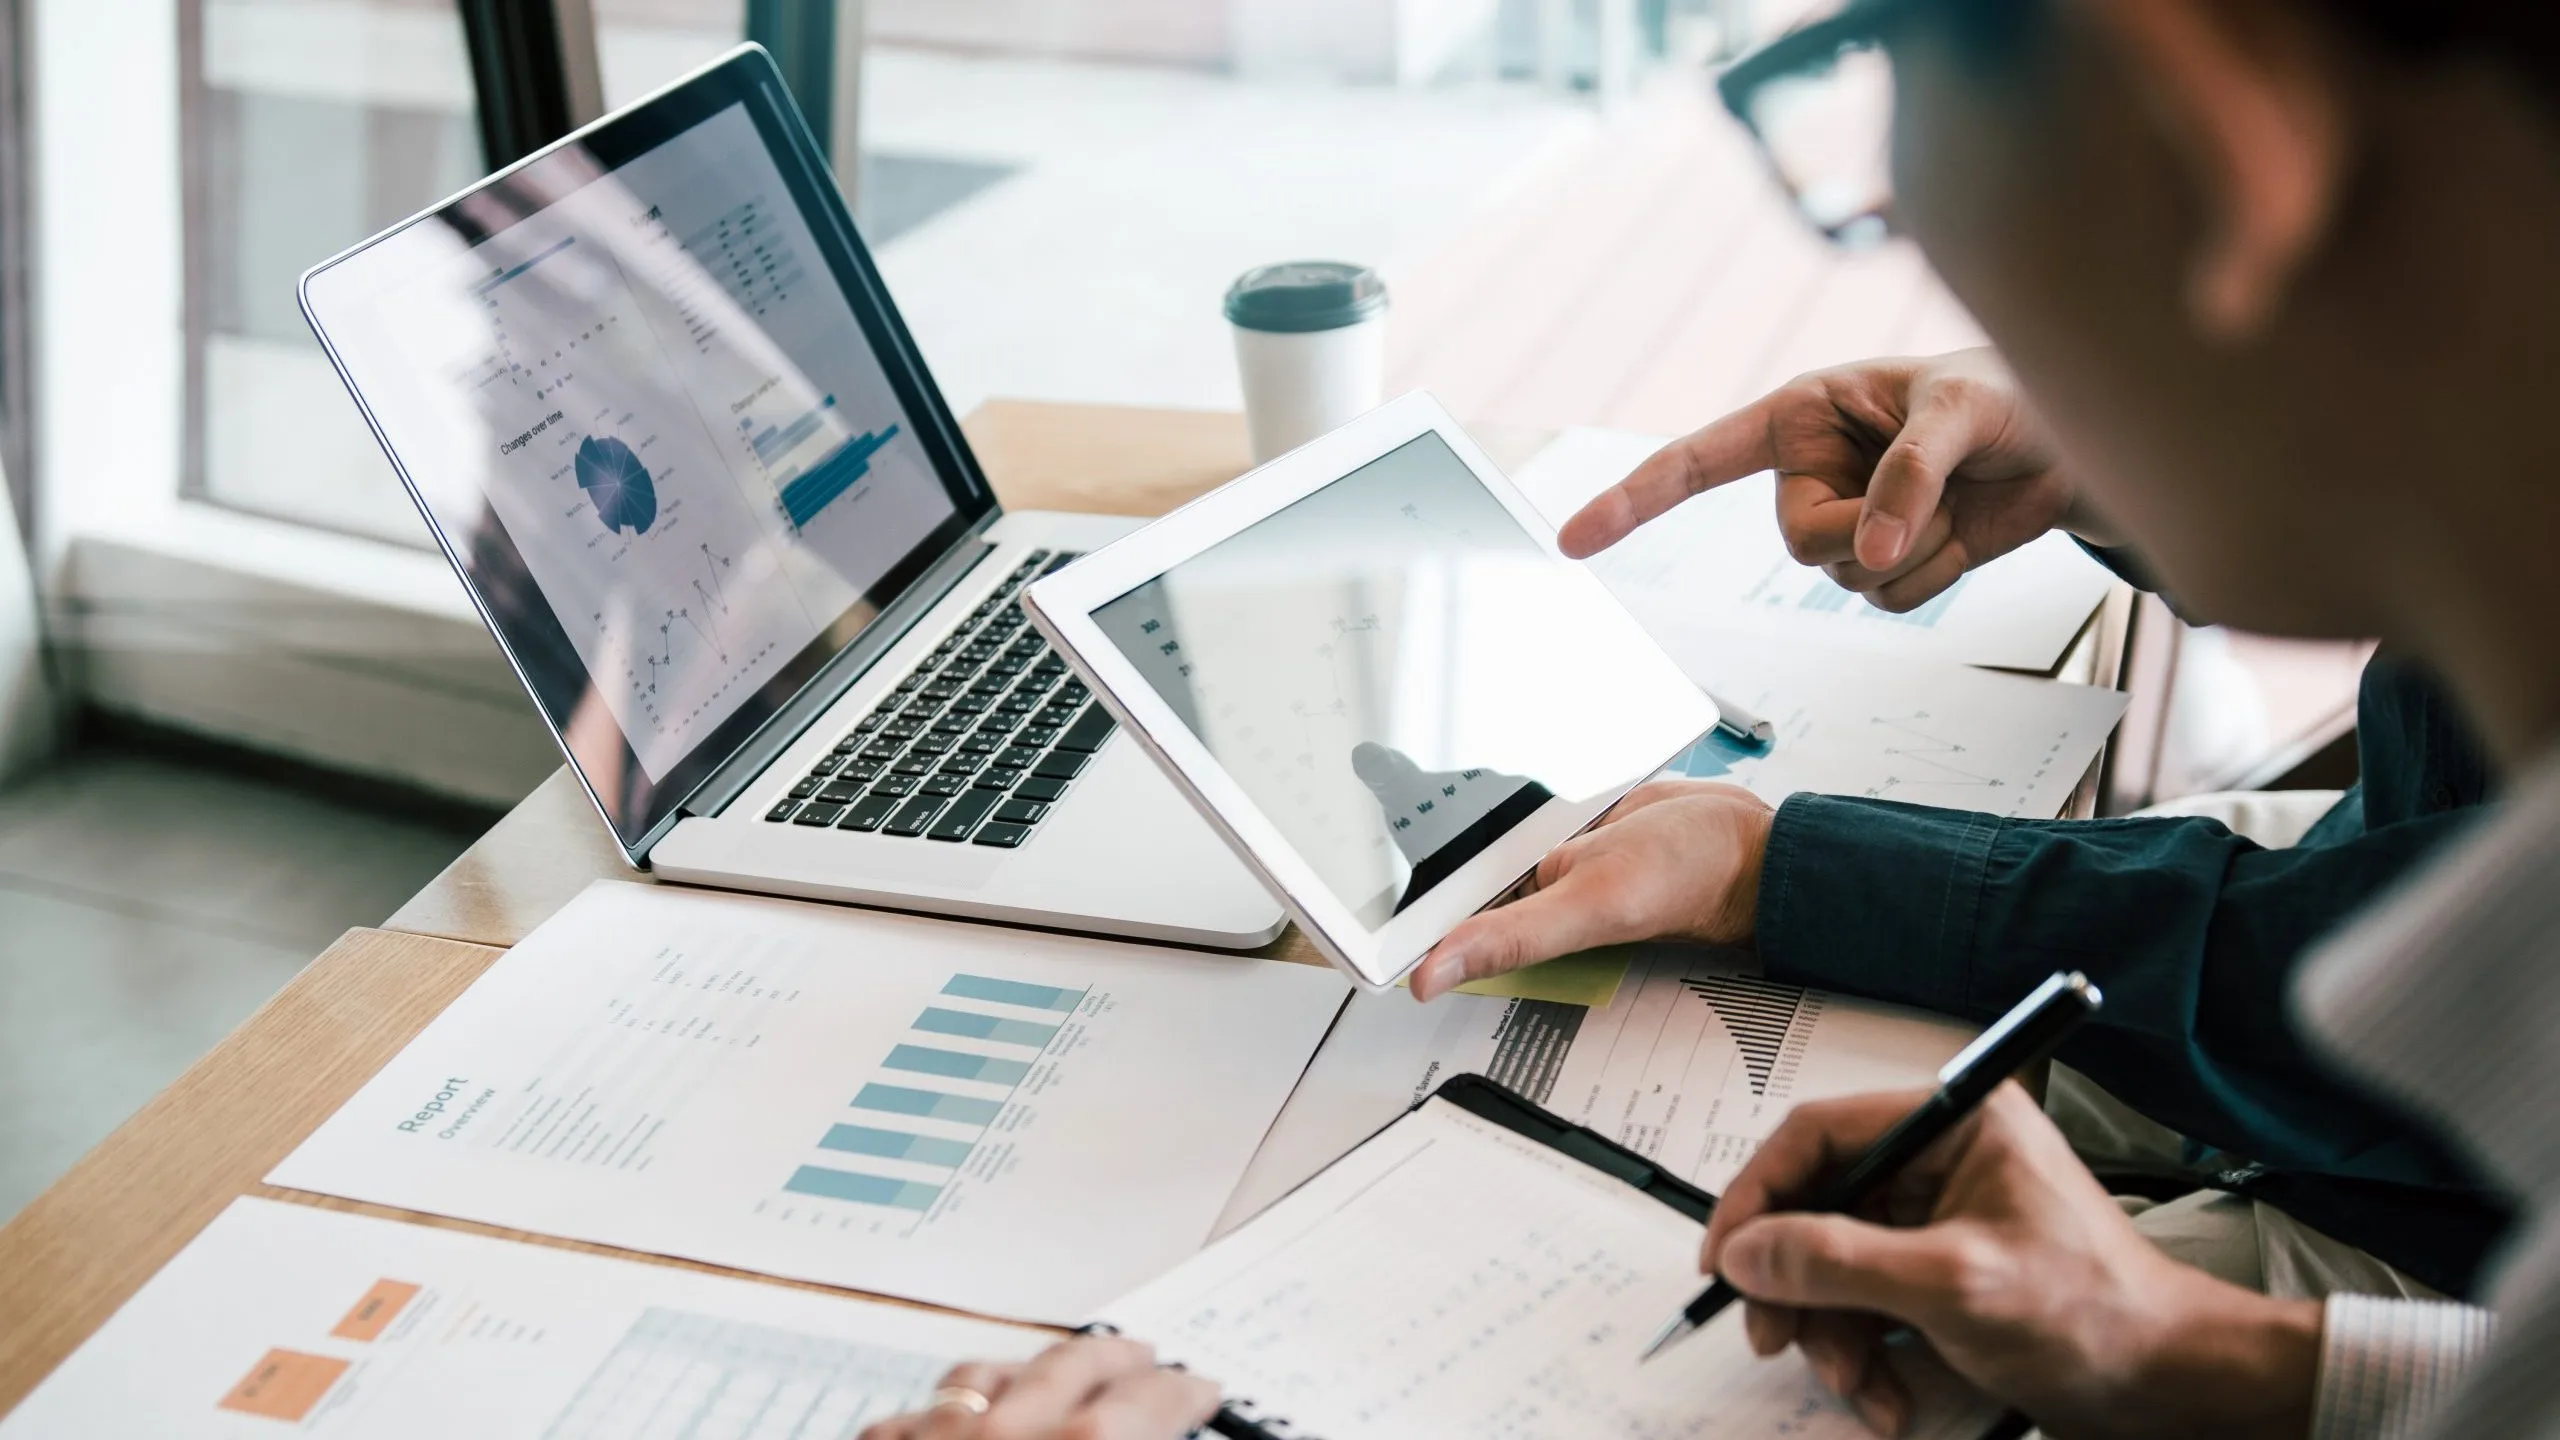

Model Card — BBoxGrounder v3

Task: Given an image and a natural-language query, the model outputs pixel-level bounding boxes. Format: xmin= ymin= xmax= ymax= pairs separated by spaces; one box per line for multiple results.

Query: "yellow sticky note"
xmin=1446 ymin=946 xmax=1633 ymax=1009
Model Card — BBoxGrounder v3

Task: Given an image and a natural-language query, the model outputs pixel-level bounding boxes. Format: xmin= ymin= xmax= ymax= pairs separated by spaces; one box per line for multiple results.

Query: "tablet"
xmin=1024 ymin=392 xmax=1717 ymax=990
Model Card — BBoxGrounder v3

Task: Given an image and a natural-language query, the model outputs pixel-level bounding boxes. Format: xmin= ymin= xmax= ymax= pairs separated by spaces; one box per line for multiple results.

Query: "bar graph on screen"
xmin=781 ymin=974 xmax=1089 ymax=1228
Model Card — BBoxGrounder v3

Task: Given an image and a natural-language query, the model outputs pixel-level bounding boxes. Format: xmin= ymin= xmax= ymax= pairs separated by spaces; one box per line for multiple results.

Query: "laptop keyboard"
xmin=758 ymin=549 xmax=1112 ymax=848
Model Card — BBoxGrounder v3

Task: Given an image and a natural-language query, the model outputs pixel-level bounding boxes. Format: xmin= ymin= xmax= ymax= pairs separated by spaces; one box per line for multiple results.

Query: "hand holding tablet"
xmin=1025 ymin=393 xmax=1717 ymax=990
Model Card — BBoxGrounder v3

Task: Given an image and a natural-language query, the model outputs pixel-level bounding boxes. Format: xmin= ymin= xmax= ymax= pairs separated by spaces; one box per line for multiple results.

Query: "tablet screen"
xmin=1090 ymin=433 xmax=1689 ymax=929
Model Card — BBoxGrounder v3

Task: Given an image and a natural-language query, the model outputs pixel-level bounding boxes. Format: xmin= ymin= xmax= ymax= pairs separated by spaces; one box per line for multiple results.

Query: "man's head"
xmin=1860 ymin=0 xmax=2560 ymax=728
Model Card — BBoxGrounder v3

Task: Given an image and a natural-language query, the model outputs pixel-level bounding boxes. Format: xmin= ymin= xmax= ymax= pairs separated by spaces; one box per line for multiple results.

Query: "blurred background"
xmin=0 ymin=0 xmax=2362 ymax=1222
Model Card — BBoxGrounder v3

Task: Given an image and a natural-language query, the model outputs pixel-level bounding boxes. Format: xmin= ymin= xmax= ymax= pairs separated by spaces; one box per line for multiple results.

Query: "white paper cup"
xmin=1226 ymin=261 xmax=1389 ymax=464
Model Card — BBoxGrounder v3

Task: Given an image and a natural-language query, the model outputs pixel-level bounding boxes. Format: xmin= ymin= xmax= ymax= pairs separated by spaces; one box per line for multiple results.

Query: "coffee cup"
xmin=1225 ymin=261 xmax=1389 ymax=464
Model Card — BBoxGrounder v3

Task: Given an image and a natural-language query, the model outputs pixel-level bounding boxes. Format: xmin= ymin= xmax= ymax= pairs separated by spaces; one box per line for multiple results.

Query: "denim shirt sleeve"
xmin=1756 ymin=791 xmax=2487 ymax=1188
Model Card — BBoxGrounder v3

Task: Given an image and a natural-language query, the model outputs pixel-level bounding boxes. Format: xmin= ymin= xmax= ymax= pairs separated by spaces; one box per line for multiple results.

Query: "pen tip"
xmin=1638 ymin=1316 xmax=1691 ymax=1364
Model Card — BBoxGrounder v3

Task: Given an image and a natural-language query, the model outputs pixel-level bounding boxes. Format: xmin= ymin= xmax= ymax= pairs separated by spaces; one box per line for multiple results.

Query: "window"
xmin=182 ymin=0 xmax=487 ymax=546
xmin=596 ymin=0 xmax=746 ymax=108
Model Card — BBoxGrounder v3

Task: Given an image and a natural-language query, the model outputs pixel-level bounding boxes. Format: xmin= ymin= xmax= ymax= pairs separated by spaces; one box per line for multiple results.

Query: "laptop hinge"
xmin=668 ymin=520 xmax=1003 ymax=829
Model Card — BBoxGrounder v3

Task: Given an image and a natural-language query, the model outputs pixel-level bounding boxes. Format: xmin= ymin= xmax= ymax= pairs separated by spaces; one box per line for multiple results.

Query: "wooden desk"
xmin=0 ymin=399 xmax=2132 ymax=1416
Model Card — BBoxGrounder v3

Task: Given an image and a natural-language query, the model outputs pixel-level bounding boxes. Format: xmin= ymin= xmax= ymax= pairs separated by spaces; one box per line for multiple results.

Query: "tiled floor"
xmin=0 ymin=744 xmax=484 ymax=1224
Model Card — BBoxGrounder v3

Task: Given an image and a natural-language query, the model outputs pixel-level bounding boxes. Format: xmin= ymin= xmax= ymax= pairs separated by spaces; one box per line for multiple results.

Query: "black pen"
xmin=1639 ymin=969 xmax=2104 ymax=1363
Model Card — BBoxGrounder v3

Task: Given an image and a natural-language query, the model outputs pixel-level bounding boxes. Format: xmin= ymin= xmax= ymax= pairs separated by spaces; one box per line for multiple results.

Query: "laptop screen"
xmin=303 ymin=52 xmax=993 ymax=853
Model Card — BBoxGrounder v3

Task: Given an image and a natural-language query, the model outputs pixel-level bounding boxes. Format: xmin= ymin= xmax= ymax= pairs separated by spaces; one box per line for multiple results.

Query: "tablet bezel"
xmin=1023 ymin=391 xmax=1717 ymax=991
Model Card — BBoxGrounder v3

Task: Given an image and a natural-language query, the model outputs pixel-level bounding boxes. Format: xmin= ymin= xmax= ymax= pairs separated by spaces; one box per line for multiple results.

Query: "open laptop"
xmin=299 ymin=45 xmax=1285 ymax=949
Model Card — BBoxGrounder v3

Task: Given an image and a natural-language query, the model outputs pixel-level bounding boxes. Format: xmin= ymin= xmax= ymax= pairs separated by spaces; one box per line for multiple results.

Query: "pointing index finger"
xmin=1558 ymin=398 xmax=1781 ymax=558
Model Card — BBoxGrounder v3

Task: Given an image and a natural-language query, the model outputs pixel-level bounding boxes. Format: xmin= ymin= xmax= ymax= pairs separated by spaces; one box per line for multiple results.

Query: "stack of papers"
xmin=1223 ymin=947 xmax=1975 ymax=1233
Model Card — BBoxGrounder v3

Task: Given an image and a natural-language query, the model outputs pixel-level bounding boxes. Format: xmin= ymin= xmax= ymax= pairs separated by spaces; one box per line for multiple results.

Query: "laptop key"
xmin=892 ymin=755 xmax=936 ymax=777
xmin=1015 ymin=776 xmax=1070 ymax=804
xmin=765 ymin=799 xmax=800 ymax=822
xmin=860 ymin=740 xmax=903 ymax=763
xmin=929 ymin=787 xmax=1002 ymax=841
xmin=972 ymin=821 xmax=1033 ymax=848
xmin=883 ymin=797 xmax=944 ymax=837
xmin=909 ymin=735 xmax=952 ymax=756
xmin=788 ymin=777 xmax=821 ymax=800
xmin=843 ymin=759 xmax=886 ymax=783
xmin=921 ymin=775 xmax=965 ymax=798
xmin=1039 ymin=550 xmax=1082 ymax=575
xmin=994 ymin=746 xmax=1042 ymax=771
xmin=930 ymin=713 xmax=973 ymax=735
xmin=1056 ymin=704 xmax=1116 ymax=754
xmin=940 ymin=753 xmax=984 ymax=775
xmin=811 ymin=754 xmax=845 ymax=776
xmin=971 ymin=769 xmax=1017 ymax=791
xmin=871 ymin=776 xmax=917 ymax=798
xmin=994 ymin=798 xmax=1048 ymax=826
xmin=817 ymin=779 xmax=866 ymax=805
xmin=839 ymin=793 xmax=898 ymax=831
xmin=1018 ymin=726 xmax=1061 ymax=750
xmin=1032 ymin=751 xmax=1088 ymax=781
xmin=794 ymin=802 xmax=846 ymax=827
xmin=952 ymin=696 xmax=991 ymax=715
xmin=961 ymin=734 xmax=1002 ymax=755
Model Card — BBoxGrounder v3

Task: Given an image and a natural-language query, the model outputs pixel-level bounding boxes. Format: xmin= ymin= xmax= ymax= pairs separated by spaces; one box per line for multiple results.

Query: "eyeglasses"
xmin=1716 ymin=0 xmax=1941 ymax=248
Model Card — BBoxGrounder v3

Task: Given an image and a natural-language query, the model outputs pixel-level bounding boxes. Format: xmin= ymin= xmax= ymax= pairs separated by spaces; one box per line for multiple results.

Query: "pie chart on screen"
xmin=576 ymin=434 xmax=658 ymax=534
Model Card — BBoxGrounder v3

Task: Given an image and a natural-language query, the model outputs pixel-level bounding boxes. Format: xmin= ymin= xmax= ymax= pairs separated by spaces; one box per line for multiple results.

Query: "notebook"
xmin=1095 ymin=1075 xmax=2007 ymax=1440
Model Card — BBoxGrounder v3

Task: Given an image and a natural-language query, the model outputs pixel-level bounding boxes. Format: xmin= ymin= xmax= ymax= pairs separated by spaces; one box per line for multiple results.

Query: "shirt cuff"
xmin=1755 ymin=794 xmax=1999 ymax=1018
xmin=2312 ymin=1294 xmax=2494 ymax=1440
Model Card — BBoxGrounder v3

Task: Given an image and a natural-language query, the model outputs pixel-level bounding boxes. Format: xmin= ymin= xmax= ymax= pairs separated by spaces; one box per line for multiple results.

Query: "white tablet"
xmin=1024 ymin=392 xmax=1717 ymax=990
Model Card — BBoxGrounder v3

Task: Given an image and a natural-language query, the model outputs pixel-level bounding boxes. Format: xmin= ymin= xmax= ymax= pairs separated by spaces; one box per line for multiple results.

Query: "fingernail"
xmin=1859 ymin=513 xmax=1907 ymax=566
xmin=1720 ymin=1234 xmax=1766 ymax=1291
xmin=1412 ymin=951 xmax=1460 ymax=1000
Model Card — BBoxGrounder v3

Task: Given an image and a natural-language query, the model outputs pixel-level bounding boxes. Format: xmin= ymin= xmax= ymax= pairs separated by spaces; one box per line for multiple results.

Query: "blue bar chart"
xmin=784 ymin=973 xmax=1086 ymax=1217
xmin=776 ymin=423 xmax=901 ymax=529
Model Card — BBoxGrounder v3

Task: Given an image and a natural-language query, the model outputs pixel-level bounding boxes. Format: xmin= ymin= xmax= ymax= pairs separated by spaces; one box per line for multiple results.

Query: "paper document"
xmin=0 ymin=1197 xmax=1043 ymax=1438
xmin=1515 ymin=427 xmax=2114 ymax=672
xmin=269 ymin=882 xmax=1348 ymax=1322
xmin=1656 ymin=629 xmax=2128 ymax=818
xmin=1113 ymin=1099 xmax=1993 ymax=1440
xmin=1220 ymin=947 xmax=1974 ymax=1231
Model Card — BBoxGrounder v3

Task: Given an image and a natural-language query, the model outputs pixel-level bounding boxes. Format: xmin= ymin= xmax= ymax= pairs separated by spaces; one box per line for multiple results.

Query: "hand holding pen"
xmin=1646 ymin=971 xmax=2102 ymax=1364
xmin=1657 ymin=973 xmax=2347 ymax=1440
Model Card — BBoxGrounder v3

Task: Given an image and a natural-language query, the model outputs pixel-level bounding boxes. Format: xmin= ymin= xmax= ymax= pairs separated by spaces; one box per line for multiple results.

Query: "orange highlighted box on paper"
xmin=219 ymin=1349 xmax=349 ymax=1422
xmin=330 ymin=1279 xmax=421 ymax=1342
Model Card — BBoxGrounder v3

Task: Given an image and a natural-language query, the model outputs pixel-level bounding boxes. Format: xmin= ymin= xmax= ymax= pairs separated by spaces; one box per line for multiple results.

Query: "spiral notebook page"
xmin=1099 ymin=1099 xmax=1996 ymax=1440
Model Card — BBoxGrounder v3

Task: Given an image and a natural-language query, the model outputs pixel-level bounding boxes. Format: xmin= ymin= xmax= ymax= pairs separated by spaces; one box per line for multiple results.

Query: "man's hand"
xmin=860 ymin=1338 xmax=1218 ymax=1440
xmin=1702 ymin=1085 xmax=2320 ymax=1440
xmin=1409 ymin=780 xmax=1773 ymax=1002
xmin=1560 ymin=350 xmax=2101 ymax=612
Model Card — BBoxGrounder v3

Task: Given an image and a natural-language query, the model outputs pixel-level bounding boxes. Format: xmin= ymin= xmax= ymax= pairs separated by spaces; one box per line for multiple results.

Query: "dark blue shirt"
xmin=1756 ymin=651 xmax=2511 ymax=1294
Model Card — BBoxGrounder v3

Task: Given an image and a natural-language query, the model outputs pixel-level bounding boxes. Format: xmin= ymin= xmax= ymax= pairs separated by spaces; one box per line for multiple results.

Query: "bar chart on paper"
xmin=779 ymin=973 xmax=1087 ymax=1226
xmin=1545 ymin=950 xmax=1974 ymax=1194
xmin=268 ymin=884 xmax=1348 ymax=1321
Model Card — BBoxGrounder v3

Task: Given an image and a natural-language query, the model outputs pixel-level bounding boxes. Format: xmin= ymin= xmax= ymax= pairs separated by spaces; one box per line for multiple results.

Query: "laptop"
xmin=299 ymin=45 xmax=1285 ymax=949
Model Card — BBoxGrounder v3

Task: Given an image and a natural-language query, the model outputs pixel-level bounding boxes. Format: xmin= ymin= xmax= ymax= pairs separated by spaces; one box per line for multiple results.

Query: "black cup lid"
xmin=1224 ymin=261 xmax=1389 ymax=334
